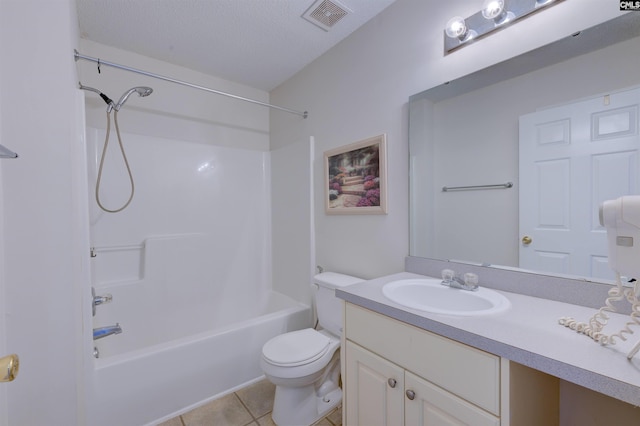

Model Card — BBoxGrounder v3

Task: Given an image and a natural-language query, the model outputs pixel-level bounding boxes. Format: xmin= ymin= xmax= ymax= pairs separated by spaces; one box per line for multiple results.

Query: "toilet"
xmin=260 ymin=272 xmax=363 ymax=426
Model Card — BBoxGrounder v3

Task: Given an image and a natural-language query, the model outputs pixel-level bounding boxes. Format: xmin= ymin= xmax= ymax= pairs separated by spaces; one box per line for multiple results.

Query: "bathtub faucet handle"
xmin=92 ymin=287 xmax=113 ymax=316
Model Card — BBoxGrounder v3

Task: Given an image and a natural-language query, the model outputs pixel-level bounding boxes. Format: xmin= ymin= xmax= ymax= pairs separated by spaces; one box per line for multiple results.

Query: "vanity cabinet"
xmin=343 ymin=303 xmax=559 ymax=426
xmin=346 ymin=341 xmax=499 ymax=425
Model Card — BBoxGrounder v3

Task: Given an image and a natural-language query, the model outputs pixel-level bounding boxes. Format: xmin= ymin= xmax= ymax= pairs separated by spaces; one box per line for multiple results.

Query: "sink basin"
xmin=382 ymin=278 xmax=510 ymax=316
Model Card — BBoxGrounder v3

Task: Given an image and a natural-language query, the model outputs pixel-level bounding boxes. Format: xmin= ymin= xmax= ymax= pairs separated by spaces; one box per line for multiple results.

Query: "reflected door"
xmin=519 ymin=86 xmax=640 ymax=279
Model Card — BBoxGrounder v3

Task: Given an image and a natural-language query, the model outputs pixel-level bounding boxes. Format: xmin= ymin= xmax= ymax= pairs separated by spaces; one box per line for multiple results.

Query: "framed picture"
xmin=324 ymin=134 xmax=387 ymax=215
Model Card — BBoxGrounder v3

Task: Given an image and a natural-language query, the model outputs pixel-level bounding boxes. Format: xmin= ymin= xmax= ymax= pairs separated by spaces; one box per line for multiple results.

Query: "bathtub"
xmin=91 ymin=290 xmax=310 ymax=426
xmin=84 ymin=130 xmax=310 ymax=425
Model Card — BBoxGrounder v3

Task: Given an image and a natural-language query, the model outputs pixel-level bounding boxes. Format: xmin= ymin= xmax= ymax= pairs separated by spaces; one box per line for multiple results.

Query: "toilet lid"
xmin=262 ymin=329 xmax=331 ymax=367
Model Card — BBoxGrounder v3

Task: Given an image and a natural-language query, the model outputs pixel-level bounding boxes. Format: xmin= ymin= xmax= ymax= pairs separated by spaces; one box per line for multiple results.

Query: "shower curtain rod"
xmin=73 ymin=50 xmax=308 ymax=118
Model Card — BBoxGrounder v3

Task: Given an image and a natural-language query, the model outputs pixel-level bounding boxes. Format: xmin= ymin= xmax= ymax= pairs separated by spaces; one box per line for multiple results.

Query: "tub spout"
xmin=93 ymin=323 xmax=122 ymax=340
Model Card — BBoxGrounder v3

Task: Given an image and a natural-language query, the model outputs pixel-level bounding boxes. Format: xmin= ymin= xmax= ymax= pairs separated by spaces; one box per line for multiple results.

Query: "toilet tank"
xmin=313 ymin=272 xmax=363 ymax=336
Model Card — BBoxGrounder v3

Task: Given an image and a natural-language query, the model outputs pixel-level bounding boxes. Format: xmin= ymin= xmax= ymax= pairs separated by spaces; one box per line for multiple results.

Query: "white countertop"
xmin=336 ymin=272 xmax=640 ymax=406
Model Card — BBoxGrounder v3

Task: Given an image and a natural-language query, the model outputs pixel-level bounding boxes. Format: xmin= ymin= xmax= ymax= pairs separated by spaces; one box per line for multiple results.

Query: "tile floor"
xmin=157 ymin=379 xmax=342 ymax=426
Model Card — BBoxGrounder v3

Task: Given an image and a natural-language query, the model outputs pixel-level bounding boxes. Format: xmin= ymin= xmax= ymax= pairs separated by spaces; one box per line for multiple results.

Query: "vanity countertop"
xmin=336 ymin=272 xmax=640 ymax=406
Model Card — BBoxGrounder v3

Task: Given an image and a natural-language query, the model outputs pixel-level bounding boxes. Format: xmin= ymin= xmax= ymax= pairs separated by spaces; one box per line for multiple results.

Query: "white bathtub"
xmin=91 ymin=290 xmax=310 ymax=426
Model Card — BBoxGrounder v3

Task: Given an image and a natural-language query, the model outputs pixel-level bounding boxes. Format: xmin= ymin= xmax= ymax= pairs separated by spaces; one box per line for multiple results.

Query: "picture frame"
xmin=324 ymin=134 xmax=388 ymax=215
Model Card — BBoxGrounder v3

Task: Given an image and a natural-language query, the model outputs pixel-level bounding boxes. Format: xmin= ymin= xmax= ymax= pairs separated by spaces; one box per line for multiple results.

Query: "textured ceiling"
xmin=76 ymin=0 xmax=397 ymax=91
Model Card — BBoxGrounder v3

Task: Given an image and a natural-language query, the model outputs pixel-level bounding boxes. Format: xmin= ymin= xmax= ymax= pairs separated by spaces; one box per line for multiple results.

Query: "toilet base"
xmin=270 ymin=350 xmax=342 ymax=426
xmin=271 ymin=385 xmax=342 ymax=426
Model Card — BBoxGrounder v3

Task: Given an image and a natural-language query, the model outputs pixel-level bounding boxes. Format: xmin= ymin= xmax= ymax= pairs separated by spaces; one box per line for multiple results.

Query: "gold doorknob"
xmin=522 ymin=236 xmax=532 ymax=245
xmin=0 ymin=354 xmax=19 ymax=382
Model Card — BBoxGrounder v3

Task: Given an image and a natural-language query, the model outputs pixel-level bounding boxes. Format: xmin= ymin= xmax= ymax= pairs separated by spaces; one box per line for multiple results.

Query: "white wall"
xmin=0 ymin=0 xmax=84 ymax=424
xmin=270 ymin=0 xmax=624 ymax=281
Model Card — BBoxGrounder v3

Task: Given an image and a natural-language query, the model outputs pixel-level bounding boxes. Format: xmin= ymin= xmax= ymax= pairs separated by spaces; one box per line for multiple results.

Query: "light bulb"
xmin=445 ymin=16 xmax=467 ymax=39
xmin=482 ymin=0 xmax=514 ymax=26
xmin=482 ymin=0 xmax=505 ymax=19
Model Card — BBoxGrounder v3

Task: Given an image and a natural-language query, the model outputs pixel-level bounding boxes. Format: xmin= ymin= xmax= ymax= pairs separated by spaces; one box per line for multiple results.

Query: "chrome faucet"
xmin=93 ymin=323 xmax=122 ymax=340
xmin=441 ymin=269 xmax=479 ymax=291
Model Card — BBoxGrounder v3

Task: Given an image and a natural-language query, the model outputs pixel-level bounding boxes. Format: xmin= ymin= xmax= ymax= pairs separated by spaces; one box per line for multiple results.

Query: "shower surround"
xmin=86 ymin=128 xmax=310 ymax=425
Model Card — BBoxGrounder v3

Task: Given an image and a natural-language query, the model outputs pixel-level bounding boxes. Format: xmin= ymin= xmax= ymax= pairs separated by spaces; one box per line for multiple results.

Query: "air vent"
xmin=302 ymin=0 xmax=352 ymax=32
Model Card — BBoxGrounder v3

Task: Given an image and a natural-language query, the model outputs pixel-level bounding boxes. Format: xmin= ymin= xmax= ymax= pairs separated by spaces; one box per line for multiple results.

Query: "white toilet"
xmin=260 ymin=272 xmax=363 ymax=426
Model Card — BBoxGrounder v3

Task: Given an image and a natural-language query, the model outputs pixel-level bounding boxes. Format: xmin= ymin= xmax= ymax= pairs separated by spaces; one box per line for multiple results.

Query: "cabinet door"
xmin=405 ymin=371 xmax=499 ymax=426
xmin=345 ymin=341 xmax=404 ymax=426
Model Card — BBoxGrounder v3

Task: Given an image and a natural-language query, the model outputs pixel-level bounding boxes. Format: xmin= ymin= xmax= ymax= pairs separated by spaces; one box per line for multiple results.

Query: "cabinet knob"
xmin=405 ymin=389 xmax=415 ymax=400
xmin=387 ymin=378 xmax=397 ymax=388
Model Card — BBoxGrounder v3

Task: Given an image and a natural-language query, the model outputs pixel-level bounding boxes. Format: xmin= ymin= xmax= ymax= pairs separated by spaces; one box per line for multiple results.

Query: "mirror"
xmin=409 ymin=13 xmax=640 ymax=282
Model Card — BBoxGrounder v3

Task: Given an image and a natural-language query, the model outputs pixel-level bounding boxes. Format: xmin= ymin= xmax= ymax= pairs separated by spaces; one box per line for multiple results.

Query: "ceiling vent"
xmin=302 ymin=0 xmax=352 ymax=32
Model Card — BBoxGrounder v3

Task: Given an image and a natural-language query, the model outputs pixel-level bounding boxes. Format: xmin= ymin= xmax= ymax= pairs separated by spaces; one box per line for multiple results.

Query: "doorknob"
xmin=522 ymin=235 xmax=532 ymax=245
xmin=0 ymin=354 xmax=19 ymax=382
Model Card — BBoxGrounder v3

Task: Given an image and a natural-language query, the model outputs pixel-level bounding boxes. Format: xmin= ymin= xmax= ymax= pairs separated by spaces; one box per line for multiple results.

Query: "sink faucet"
xmin=441 ymin=269 xmax=479 ymax=291
xmin=93 ymin=323 xmax=122 ymax=340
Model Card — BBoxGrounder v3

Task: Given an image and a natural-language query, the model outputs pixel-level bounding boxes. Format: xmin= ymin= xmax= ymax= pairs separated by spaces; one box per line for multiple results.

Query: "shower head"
xmin=114 ymin=86 xmax=153 ymax=111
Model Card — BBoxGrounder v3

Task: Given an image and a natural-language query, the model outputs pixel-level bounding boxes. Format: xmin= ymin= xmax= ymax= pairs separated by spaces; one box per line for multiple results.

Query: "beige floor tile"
xmin=311 ymin=418 xmax=332 ymax=426
xmin=256 ymin=413 xmax=277 ymax=426
xmin=235 ymin=379 xmax=276 ymax=418
xmin=176 ymin=379 xmax=339 ymax=426
xmin=325 ymin=405 xmax=342 ymax=426
xmin=182 ymin=393 xmax=253 ymax=426
xmin=156 ymin=417 xmax=183 ymax=426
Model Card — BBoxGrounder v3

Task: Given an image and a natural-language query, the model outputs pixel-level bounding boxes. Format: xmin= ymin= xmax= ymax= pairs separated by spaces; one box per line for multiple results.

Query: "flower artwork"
xmin=324 ymin=134 xmax=387 ymax=214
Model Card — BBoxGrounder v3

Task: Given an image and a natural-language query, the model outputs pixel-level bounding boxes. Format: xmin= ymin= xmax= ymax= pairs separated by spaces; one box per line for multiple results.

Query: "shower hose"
xmin=95 ymin=110 xmax=135 ymax=213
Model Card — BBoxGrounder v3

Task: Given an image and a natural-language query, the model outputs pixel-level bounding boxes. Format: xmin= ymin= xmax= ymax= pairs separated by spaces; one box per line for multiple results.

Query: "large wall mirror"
xmin=409 ymin=13 xmax=640 ymax=283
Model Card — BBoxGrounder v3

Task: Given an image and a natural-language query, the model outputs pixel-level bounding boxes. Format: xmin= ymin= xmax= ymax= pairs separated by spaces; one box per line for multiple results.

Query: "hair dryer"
xmin=600 ymin=195 xmax=640 ymax=280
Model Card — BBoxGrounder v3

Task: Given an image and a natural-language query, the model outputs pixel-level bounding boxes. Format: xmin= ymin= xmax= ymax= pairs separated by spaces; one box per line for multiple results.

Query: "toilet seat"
xmin=262 ymin=329 xmax=331 ymax=367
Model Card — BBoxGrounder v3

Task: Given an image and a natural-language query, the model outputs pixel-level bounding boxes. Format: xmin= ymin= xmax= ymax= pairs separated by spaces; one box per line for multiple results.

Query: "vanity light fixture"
xmin=444 ymin=0 xmax=561 ymax=53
